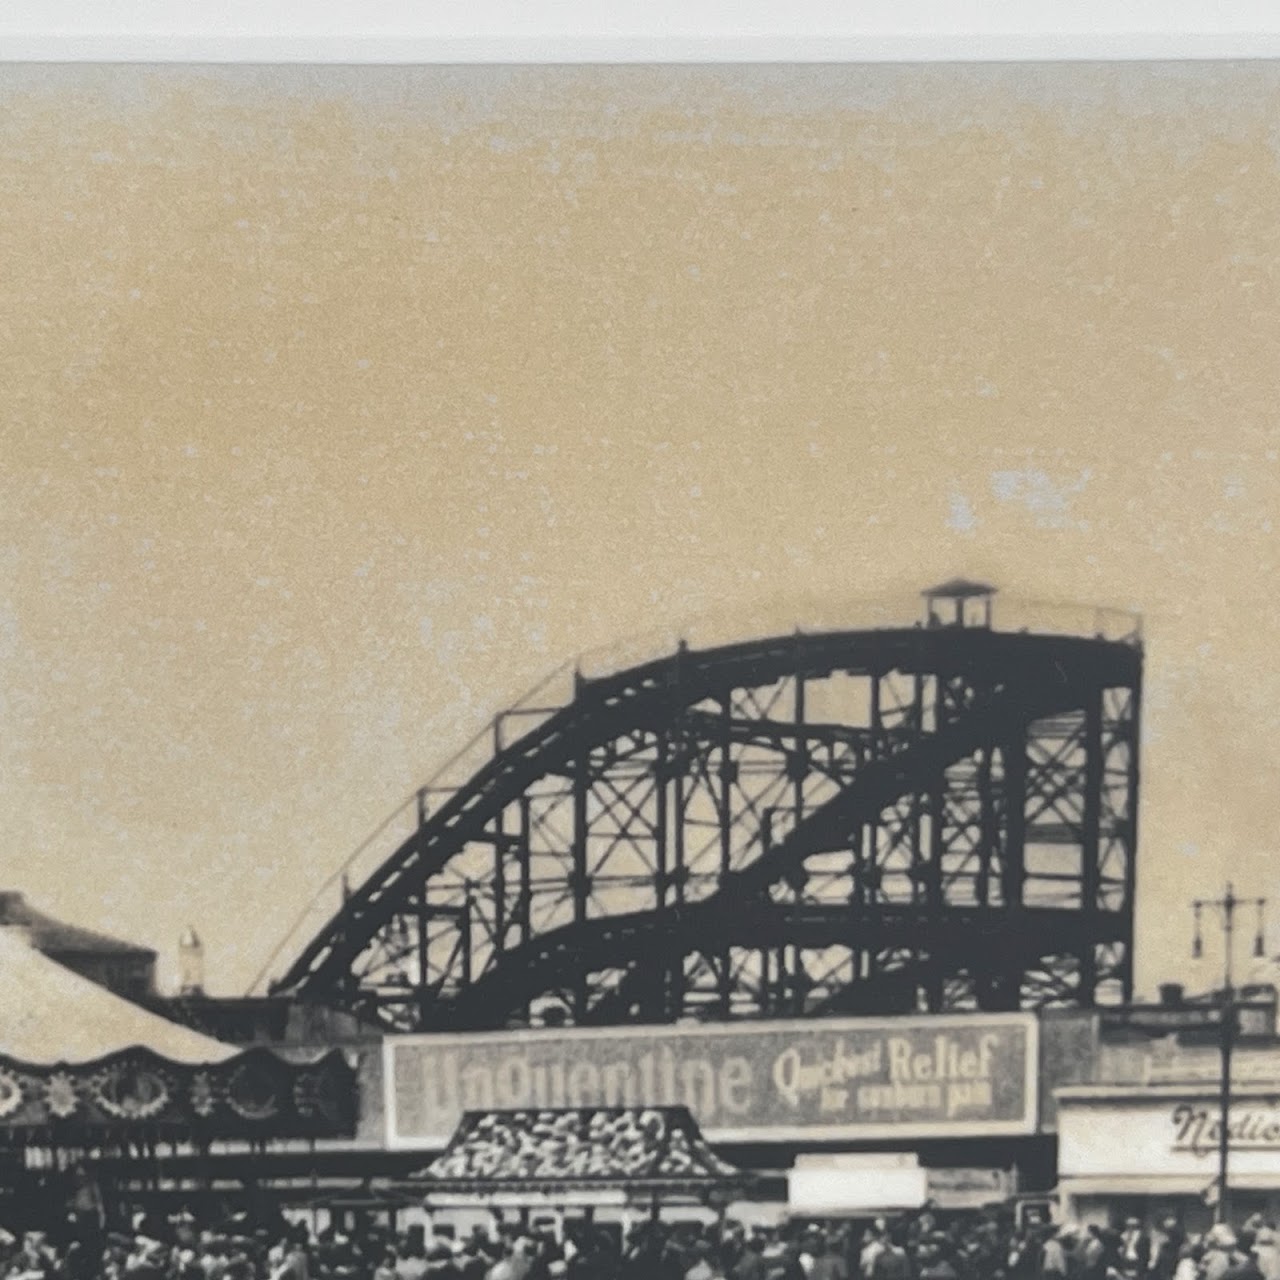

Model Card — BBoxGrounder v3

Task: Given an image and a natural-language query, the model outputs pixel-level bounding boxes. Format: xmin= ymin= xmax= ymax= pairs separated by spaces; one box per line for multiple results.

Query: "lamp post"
xmin=1191 ymin=883 xmax=1267 ymax=1225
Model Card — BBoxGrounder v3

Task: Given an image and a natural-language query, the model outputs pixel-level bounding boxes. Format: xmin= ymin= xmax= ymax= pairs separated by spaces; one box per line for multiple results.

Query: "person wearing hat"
xmin=916 ymin=1241 xmax=957 ymax=1280
xmin=486 ymin=1252 xmax=519 ymax=1280
xmin=22 ymin=1235 xmax=59 ymax=1280
xmin=13 ymin=1230 xmax=56 ymax=1277
xmin=1148 ymin=1218 xmax=1183 ymax=1280
xmin=796 ymin=1230 xmax=821 ymax=1278
xmin=176 ymin=1245 xmax=206 ymax=1280
xmin=810 ymin=1234 xmax=851 ymax=1280
xmin=1173 ymin=1240 xmax=1204 ymax=1280
xmin=1005 ymin=1225 xmax=1039 ymax=1280
xmin=63 ymin=1238 xmax=101 ymax=1280
xmin=1252 ymin=1222 xmax=1280 ymax=1280
xmin=871 ymin=1225 xmax=911 ymax=1280
xmin=683 ymin=1237 xmax=724 ymax=1280
xmin=1078 ymin=1224 xmax=1109 ymax=1280
xmin=423 ymin=1240 xmax=455 ymax=1278
xmin=1204 ymin=1227 xmax=1240 ymax=1280
xmin=1118 ymin=1220 xmax=1149 ymax=1280
xmin=137 ymin=1208 xmax=171 ymax=1247
xmin=200 ymin=1233 xmax=231 ymax=1280
xmin=272 ymin=1233 xmax=311 ymax=1280
xmin=65 ymin=1163 xmax=105 ymax=1246
xmin=397 ymin=1236 xmax=430 ymax=1280
xmin=858 ymin=1227 xmax=887 ymax=1280
xmin=1038 ymin=1226 xmax=1071 ymax=1280
xmin=456 ymin=1240 xmax=490 ymax=1280
xmin=127 ymin=1236 xmax=172 ymax=1280
xmin=1222 ymin=1232 xmax=1265 ymax=1280
xmin=372 ymin=1245 xmax=401 ymax=1280
xmin=729 ymin=1234 xmax=767 ymax=1280
xmin=773 ymin=1237 xmax=811 ymax=1280
xmin=914 ymin=1204 xmax=940 ymax=1248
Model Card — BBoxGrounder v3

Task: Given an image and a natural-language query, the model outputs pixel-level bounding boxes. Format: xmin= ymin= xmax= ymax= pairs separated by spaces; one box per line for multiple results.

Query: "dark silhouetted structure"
xmin=272 ymin=585 xmax=1142 ymax=1032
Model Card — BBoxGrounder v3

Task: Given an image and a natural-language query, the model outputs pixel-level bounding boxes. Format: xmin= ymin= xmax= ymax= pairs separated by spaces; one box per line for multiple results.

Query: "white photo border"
xmin=2 ymin=0 xmax=1280 ymax=62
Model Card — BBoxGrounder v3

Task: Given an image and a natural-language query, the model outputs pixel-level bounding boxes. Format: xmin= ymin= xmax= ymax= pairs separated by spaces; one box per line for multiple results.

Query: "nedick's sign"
xmin=384 ymin=1014 xmax=1038 ymax=1148
xmin=1172 ymin=1103 xmax=1280 ymax=1157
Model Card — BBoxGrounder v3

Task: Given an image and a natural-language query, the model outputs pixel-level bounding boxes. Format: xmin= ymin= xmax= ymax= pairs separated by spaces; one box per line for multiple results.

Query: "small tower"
xmin=921 ymin=578 xmax=997 ymax=629
xmin=178 ymin=926 xmax=205 ymax=997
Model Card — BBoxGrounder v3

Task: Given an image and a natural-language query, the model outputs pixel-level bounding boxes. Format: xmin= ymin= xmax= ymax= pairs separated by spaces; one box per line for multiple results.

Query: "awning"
xmin=1061 ymin=1175 xmax=1280 ymax=1197
xmin=396 ymin=1106 xmax=752 ymax=1203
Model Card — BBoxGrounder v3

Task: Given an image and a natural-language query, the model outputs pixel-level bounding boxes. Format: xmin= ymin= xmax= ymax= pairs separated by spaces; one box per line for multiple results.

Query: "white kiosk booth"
xmin=787 ymin=1154 xmax=1014 ymax=1218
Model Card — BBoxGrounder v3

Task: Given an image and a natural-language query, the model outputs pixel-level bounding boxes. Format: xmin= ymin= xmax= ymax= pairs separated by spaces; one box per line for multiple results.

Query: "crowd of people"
xmin=3 ymin=1198 xmax=1280 ymax=1280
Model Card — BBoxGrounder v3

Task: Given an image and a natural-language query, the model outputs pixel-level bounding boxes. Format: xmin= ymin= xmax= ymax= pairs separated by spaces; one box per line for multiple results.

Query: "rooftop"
xmin=920 ymin=577 xmax=999 ymax=600
xmin=0 ymin=891 xmax=157 ymax=960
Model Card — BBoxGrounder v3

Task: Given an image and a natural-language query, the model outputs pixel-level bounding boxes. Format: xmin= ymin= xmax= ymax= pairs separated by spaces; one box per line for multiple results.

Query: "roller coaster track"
xmin=415 ymin=899 xmax=1130 ymax=1025
xmin=428 ymin=665 xmax=1093 ymax=1025
xmin=276 ymin=625 xmax=1139 ymax=1011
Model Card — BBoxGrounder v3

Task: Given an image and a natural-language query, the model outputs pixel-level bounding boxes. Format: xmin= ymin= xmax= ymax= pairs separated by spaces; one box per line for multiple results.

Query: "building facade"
xmin=1058 ymin=1000 xmax=1280 ymax=1229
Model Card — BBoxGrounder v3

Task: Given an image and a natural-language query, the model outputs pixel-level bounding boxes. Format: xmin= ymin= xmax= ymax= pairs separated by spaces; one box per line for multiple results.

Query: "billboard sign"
xmin=1058 ymin=1089 xmax=1280 ymax=1181
xmin=385 ymin=1012 xmax=1038 ymax=1149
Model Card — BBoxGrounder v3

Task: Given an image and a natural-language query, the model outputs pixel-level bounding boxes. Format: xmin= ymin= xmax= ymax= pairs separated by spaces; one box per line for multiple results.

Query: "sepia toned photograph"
xmin=3 ymin=47 xmax=1280 ymax=1279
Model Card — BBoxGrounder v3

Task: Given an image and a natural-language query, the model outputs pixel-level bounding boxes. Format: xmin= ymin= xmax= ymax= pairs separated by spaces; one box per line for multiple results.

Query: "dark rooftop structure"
xmin=921 ymin=577 xmax=998 ymax=600
xmin=0 ymin=891 xmax=157 ymax=1002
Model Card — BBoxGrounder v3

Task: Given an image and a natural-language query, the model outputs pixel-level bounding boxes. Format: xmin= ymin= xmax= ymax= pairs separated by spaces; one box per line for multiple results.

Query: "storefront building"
xmin=1057 ymin=1083 xmax=1280 ymax=1230
xmin=1057 ymin=1034 xmax=1280 ymax=1230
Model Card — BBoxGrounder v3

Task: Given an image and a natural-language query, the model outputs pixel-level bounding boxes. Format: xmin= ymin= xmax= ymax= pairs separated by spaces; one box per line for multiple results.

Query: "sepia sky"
xmin=3 ymin=62 xmax=1279 ymax=998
